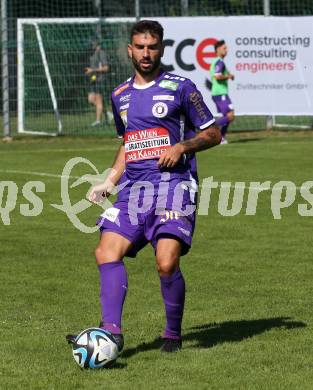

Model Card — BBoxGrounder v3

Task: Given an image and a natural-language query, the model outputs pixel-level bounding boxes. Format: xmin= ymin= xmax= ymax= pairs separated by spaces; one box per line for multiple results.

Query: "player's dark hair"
xmin=130 ymin=20 xmax=164 ymax=43
xmin=214 ymin=40 xmax=226 ymax=51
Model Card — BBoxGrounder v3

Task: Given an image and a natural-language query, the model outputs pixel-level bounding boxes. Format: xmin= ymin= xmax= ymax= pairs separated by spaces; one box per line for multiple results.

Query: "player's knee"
xmin=94 ymin=244 xmax=116 ymax=264
xmin=156 ymin=252 xmax=179 ymax=276
xmin=157 ymin=261 xmax=178 ymax=276
xmin=95 ymin=245 xmax=104 ymax=264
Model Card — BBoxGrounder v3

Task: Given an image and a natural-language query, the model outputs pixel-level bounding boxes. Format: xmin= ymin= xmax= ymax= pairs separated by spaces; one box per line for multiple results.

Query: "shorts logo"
xmin=152 ymin=102 xmax=168 ymax=118
xmin=101 ymin=207 xmax=120 ymax=223
xmin=178 ymin=226 xmax=190 ymax=237
xmin=160 ymin=210 xmax=179 ymax=223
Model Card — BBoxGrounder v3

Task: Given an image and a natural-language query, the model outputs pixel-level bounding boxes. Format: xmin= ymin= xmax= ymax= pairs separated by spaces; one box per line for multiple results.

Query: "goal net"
xmin=17 ymin=18 xmax=134 ymax=135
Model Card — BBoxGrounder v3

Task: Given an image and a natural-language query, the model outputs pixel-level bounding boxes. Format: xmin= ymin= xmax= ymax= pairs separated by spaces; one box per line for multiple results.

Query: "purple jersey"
xmin=111 ymin=70 xmax=215 ymax=184
xmin=97 ymin=70 xmax=215 ymax=256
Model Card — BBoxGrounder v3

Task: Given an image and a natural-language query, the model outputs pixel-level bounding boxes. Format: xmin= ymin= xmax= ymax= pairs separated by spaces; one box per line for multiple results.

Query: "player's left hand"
xmin=158 ymin=144 xmax=185 ymax=168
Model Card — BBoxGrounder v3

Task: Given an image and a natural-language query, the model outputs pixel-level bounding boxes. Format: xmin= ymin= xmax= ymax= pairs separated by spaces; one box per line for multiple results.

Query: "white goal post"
xmin=17 ymin=17 xmax=135 ymax=136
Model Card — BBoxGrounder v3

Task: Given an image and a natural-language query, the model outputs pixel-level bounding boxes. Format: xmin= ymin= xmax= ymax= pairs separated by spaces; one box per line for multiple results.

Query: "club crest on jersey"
xmin=152 ymin=102 xmax=168 ymax=118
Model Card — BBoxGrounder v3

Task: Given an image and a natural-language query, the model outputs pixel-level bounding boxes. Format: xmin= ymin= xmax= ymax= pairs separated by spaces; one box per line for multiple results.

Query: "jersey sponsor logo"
xmin=160 ymin=210 xmax=180 ymax=223
xmin=100 ymin=207 xmax=120 ymax=223
xmin=114 ymin=83 xmax=129 ymax=96
xmin=164 ymin=74 xmax=185 ymax=81
xmin=119 ymin=93 xmax=131 ymax=102
xmin=120 ymin=103 xmax=129 ymax=110
xmin=152 ymin=102 xmax=168 ymax=118
xmin=159 ymin=80 xmax=179 ymax=91
xmin=189 ymin=92 xmax=207 ymax=121
xmin=152 ymin=95 xmax=174 ymax=101
xmin=124 ymin=127 xmax=171 ymax=163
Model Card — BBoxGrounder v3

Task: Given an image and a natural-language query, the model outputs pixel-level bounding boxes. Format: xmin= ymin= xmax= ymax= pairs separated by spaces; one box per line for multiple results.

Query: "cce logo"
xmin=162 ymin=38 xmax=217 ymax=72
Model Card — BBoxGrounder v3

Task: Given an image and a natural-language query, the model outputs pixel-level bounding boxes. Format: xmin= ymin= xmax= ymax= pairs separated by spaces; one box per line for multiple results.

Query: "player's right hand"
xmin=228 ymin=73 xmax=235 ymax=80
xmin=88 ymin=181 xmax=115 ymax=204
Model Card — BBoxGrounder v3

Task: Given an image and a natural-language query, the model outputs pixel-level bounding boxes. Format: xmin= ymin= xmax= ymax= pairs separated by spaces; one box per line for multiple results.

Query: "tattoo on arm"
xmin=180 ymin=126 xmax=221 ymax=153
xmin=181 ymin=137 xmax=209 ymax=152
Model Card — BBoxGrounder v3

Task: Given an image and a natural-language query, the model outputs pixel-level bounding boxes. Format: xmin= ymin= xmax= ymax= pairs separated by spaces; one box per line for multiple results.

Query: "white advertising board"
xmin=158 ymin=17 xmax=313 ymax=115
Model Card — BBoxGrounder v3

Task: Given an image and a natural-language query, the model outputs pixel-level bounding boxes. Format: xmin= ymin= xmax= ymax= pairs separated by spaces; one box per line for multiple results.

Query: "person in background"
xmin=85 ymin=40 xmax=109 ymax=126
xmin=210 ymin=40 xmax=235 ymax=144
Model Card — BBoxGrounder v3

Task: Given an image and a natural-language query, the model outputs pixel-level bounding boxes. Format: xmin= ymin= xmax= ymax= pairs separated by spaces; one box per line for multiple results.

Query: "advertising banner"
xmin=158 ymin=17 xmax=313 ymax=115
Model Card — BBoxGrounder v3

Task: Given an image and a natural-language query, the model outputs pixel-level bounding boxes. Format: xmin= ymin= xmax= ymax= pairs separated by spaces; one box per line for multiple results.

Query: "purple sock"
xmin=216 ymin=115 xmax=229 ymax=128
xmin=98 ymin=261 xmax=128 ymax=334
xmin=160 ymin=269 xmax=185 ymax=339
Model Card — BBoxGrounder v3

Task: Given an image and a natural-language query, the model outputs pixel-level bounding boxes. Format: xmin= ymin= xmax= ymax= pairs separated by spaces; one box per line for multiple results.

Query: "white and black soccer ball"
xmin=72 ymin=328 xmax=119 ymax=369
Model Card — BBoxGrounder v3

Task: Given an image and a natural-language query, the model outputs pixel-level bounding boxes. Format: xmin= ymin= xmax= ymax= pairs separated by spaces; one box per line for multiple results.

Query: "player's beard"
xmin=132 ymin=55 xmax=161 ymax=77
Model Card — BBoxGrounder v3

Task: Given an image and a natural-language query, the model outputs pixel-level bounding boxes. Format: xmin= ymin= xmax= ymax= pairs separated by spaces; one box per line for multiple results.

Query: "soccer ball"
xmin=72 ymin=328 xmax=119 ymax=369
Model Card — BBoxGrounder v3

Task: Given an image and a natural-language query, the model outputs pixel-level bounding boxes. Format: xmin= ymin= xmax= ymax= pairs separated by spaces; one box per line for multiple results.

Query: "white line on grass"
xmin=0 ymin=147 xmax=118 ymax=154
xmin=0 ymin=169 xmax=80 ymax=180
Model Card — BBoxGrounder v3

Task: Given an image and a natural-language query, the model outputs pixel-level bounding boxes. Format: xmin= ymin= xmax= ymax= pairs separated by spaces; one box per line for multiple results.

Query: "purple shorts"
xmin=96 ymin=180 xmax=196 ymax=257
xmin=212 ymin=94 xmax=233 ymax=115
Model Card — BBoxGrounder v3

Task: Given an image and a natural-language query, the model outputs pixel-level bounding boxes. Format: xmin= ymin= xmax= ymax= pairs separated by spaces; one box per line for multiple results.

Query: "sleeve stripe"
xmin=199 ymin=119 xmax=215 ymax=130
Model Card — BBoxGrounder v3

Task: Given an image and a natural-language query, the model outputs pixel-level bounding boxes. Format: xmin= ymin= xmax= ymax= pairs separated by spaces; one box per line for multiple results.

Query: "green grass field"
xmin=1 ymin=132 xmax=313 ymax=389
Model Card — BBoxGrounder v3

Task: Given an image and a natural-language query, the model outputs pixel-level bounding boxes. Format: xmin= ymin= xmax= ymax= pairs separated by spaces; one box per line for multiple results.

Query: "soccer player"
xmin=85 ymin=40 xmax=109 ymax=126
xmin=67 ymin=20 xmax=221 ymax=353
xmin=210 ymin=40 xmax=235 ymax=144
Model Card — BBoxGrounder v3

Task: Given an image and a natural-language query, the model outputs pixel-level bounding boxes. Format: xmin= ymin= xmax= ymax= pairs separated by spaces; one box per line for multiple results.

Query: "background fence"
xmin=2 ymin=0 xmax=313 ymax=136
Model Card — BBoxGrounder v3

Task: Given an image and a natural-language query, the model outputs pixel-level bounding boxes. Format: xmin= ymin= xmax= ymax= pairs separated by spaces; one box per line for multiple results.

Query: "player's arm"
xmin=96 ymin=50 xmax=109 ymax=73
xmin=214 ymin=73 xmax=234 ymax=81
xmin=84 ymin=64 xmax=109 ymax=74
xmin=158 ymin=125 xmax=221 ymax=168
xmin=158 ymin=80 xmax=221 ymax=168
xmin=89 ymin=94 xmax=125 ymax=203
xmin=213 ymin=59 xmax=234 ymax=81
xmin=88 ymin=144 xmax=125 ymax=203
xmin=95 ymin=64 xmax=109 ymax=73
